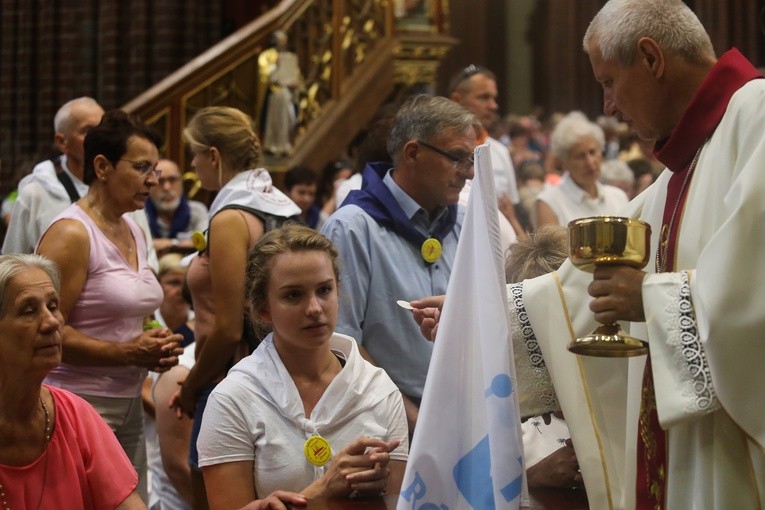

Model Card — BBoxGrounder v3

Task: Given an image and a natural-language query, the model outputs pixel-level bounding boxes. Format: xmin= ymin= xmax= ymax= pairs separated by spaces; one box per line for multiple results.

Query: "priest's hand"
xmin=588 ymin=265 xmax=646 ymax=323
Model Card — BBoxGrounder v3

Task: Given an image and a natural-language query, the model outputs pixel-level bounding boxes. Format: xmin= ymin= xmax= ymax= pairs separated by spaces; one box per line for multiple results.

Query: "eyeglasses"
xmin=417 ymin=140 xmax=474 ymax=173
xmin=120 ymin=158 xmax=161 ymax=179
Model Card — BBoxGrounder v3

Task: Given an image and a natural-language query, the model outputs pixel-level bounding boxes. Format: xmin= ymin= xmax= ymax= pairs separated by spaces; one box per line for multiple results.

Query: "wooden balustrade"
xmin=123 ymin=0 xmax=395 ymax=185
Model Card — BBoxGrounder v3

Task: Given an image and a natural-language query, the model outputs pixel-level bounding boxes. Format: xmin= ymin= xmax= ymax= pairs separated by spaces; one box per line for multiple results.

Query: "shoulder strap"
xmin=218 ymin=204 xmax=299 ymax=232
xmin=53 ymin=157 xmax=81 ymax=203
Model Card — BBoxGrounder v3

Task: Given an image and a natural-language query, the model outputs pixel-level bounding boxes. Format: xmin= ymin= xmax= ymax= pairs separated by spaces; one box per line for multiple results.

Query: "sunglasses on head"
xmin=460 ymin=64 xmax=485 ymax=80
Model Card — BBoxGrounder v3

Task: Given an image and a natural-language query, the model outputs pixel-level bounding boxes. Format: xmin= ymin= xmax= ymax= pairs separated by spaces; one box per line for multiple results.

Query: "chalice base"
xmin=568 ymin=323 xmax=648 ymax=358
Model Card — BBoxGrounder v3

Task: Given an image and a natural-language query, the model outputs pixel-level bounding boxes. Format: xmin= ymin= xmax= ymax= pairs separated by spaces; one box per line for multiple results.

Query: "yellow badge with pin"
xmin=304 ymin=435 xmax=331 ymax=466
xmin=191 ymin=231 xmax=207 ymax=252
xmin=421 ymin=238 xmax=442 ymax=263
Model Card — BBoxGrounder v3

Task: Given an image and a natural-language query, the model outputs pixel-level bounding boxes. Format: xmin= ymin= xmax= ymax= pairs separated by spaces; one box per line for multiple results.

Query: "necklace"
xmin=656 ymin=141 xmax=706 ymax=273
xmin=0 ymin=396 xmax=52 ymax=510
xmin=89 ymin=200 xmax=134 ymax=257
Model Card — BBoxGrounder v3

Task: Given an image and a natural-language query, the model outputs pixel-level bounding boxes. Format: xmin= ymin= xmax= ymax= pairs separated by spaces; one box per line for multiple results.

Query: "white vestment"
xmin=512 ymin=79 xmax=765 ymax=509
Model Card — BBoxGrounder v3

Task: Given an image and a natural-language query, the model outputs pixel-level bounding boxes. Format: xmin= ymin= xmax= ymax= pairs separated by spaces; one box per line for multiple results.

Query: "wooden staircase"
xmin=123 ymin=0 xmax=456 ymax=189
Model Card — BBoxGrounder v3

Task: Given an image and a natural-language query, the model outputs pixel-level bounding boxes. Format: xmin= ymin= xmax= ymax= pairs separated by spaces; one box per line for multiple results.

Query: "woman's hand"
xmin=128 ymin=328 xmax=184 ymax=372
xmin=239 ymin=491 xmax=307 ymax=510
xmin=169 ymin=378 xmax=197 ymax=419
xmin=303 ymin=437 xmax=400 ymax=498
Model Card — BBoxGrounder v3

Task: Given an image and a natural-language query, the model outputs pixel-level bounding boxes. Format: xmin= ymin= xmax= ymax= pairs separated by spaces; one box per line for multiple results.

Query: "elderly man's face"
xmin=412 ymin=126 xmax=476 ymax=212
xmin=0 ymin=268 xmax=63 ymax=375
xmin=151 ymin=159 xmax=184 ymax=213
xmin=588 ymin=42 xmax=669 ymax=142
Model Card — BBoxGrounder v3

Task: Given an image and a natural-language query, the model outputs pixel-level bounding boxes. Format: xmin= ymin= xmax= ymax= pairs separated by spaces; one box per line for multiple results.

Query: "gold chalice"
xmin=567 ymin=216 xmax=651 ymax=357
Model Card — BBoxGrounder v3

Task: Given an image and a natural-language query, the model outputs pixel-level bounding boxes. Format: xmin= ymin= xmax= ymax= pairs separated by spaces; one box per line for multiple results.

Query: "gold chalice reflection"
xmin=567 ymin=216 xmax=651 ymax=357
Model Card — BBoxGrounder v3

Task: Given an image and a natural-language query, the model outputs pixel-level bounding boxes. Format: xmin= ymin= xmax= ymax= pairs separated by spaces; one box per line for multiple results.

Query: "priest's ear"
xmin=636 ymin=37 xmax=665 ymax=79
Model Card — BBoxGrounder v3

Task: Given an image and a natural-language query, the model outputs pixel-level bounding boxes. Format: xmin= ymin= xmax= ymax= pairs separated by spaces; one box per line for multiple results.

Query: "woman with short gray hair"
xmin=536 ymin=113 xmax=629 ymax=228
xmin=0 ymin=253 xmax=144 ymax=508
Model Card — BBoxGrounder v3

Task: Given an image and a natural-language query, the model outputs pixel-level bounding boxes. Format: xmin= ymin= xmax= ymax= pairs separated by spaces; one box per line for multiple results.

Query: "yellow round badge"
xmin=421 ymin=238 xmax=442 ymax=263
xmin=191 ymin=231 xmax=207 ymax=252
xmin=304 ymin=435 xmax=332 ymax=467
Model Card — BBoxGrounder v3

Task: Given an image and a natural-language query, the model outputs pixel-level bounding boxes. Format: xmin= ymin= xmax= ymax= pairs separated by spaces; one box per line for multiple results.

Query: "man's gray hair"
xmin=53 ymin=97 xmax=101 ymax=135
xmin=0 ymin=254 xmax=60 ymax=316
xmin=387 ymin=95 xmax=477 ymax=163
xmin=583 ymin=0 xmax=715 ymax=66
xmin=550 ymin=112 xmax=605 ymax=160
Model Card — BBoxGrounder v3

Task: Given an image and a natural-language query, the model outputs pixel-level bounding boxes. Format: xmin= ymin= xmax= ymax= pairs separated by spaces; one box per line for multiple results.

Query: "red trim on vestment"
xmin=655 ymin=49 xmax=762 ymax=274
xmin=635 ymin=49 xmax=762 ymax=510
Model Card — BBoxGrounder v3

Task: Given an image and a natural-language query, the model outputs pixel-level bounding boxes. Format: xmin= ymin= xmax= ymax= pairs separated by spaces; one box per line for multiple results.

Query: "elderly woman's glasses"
xmin=120 ymin=158 xmax=161 ymax=179
xmin=417 ymin=140 xmax=474 ymax=172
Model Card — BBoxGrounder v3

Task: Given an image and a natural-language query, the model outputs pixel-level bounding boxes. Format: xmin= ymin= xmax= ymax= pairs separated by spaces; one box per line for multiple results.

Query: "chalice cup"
xmin=567 ymin=216 xmax=651 ymax=357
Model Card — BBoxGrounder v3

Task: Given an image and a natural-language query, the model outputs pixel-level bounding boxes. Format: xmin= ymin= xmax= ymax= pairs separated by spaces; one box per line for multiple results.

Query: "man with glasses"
xmin=2 ymin=97 xmax=158 ymax=268
xmin=322 ymin=95 xmax=476 ymax=434
xmin=448 ymin=65 xmax=524 ymax=236
xmin=145 ymin=158 xmax=209 ymax=255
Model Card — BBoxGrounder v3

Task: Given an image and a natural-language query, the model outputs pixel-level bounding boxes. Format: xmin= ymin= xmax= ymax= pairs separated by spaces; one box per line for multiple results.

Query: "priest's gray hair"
xmin=583 ymin=0 xmax=715 ymax=67
xmin=550 ymin=112 xmax=605 ymax=161
xmin=0 ymin=254 xmax=60 ymax=316
xmin=387 ymin=94 xmax=477 ymax=163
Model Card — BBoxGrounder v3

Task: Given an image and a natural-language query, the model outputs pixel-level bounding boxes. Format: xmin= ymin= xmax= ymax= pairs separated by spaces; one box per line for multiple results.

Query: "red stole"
xmin=634 ymin=48 xmax=762 ymax=510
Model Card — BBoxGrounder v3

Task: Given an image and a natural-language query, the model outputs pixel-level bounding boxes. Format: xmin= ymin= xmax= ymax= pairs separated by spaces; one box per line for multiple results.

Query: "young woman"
xmin=197 ymin=224 xmax=408 ymax=509
xmin=170 ymin=106 xmax=300 ymax=506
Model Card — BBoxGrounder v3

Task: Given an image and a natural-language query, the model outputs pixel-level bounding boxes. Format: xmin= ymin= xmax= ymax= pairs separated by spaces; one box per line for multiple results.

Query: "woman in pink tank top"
xmin=36 ymin=110 xmax=185 ymax=503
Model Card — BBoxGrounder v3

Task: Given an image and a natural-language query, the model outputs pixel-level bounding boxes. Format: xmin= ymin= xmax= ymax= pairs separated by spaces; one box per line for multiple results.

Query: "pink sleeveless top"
xmin=44 ymin=204 xmax=163 ymax=398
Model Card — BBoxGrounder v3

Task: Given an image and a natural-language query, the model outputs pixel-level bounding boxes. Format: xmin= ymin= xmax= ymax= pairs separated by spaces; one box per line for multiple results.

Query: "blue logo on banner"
xmin=452 ymin=373 xmax=523 ymax=507
xmin=400 ymin=471 xmax=449 ymax=510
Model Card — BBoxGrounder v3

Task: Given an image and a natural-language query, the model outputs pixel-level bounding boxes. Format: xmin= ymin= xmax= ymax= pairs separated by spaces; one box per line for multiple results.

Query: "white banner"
xmin=398 ymin=144 xmax=527 ymax=509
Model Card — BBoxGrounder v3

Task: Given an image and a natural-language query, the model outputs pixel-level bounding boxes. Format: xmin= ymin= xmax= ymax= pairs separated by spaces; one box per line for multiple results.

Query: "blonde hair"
xmin=505 ymin=226 xmax=568 ymax=283
xmin=157 ymin=253 xmax=186 ymax=278
xmin=247 ymin=223 xmax=339 ymax=324
xmin=183 ymin=106 xmax=262 ymax=173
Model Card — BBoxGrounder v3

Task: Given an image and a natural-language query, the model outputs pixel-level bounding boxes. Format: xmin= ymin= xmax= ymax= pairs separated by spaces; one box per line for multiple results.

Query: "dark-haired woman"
xmin=37 ymin=109 xmax=184 ymax=503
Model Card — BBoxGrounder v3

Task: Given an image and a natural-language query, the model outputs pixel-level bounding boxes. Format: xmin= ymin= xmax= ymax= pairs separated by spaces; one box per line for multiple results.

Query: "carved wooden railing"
xmin=123 ymin=0 xmax=396 ymax=183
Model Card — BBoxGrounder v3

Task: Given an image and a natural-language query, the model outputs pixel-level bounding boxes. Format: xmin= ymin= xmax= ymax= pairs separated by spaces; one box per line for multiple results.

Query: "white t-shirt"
xmin=488 ymin=136 xmax=520 ymax=204
xmin=197 ymin=333 xmax=408 ymax=497
xmin=536 ymin=172 xmax=629 ymax=226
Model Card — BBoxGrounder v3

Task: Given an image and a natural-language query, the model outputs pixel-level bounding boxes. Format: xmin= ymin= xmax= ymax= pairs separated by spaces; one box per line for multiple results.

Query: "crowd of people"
xmin=0 ymin=0 xmax=762 ymax=508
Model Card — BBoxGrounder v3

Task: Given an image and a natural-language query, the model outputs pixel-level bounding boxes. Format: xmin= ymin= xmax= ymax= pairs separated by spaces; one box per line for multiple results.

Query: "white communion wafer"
xmin=396 ymin=299 xmax=414 ymax=310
